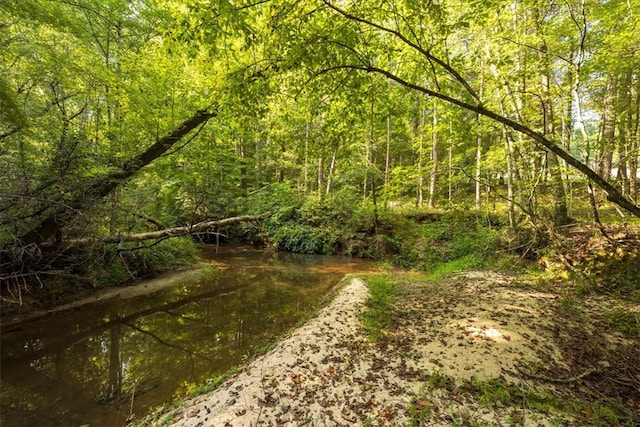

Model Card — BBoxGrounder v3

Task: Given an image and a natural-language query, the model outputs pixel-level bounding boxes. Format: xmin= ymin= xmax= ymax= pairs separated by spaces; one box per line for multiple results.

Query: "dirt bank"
xmin=147 ymin=272 xmax=639 ymax=426
xmin=1 ymin=263 xmax=210 ymax=327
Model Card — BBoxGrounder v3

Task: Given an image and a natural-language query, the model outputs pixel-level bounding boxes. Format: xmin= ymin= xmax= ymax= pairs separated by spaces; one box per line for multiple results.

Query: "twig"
xmin=516 ymin=366 xmax=598 ymax=383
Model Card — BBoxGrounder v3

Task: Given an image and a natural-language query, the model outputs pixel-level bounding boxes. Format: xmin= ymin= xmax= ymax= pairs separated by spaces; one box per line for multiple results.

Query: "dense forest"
xmin=1 ymin=0 xmax=639 ymax=307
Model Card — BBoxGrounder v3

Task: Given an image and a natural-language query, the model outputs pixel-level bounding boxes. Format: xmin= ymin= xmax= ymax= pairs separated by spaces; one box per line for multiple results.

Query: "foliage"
xmin=410 ymin=373 xmax=636 ymax=426
xmin=602 ymin=309 xmax=640 ymax=339
xmin=1 ymin=0 xmax=639 ymax=329
xmin=110 ymin=238 xmax=199 ymax=282
xmin=0 ymin=237 xmax=198 ymax=316
xmin=240 ymin=185 xmax=377 ymax=255
xmin=359 ymin=275 xmax=397 ymax=341
xmin=537 ymin=225 xmax=640 ymax=302
xmin=174 ymin=366 xmax=242 ymax=401
xmin=381 ymin=209 xmax=504 ymax=270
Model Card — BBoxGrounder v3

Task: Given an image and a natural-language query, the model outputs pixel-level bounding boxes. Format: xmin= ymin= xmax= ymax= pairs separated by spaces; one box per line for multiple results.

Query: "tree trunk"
xmin=475 ymin=73 xmax=484 ymax=210
xmin=475 ymin=118 xmax=482 ymax=210
xmin=618 ymin=71 xmax=633 ymax=196
xmin=428 ymin=97 xmax=438 ymax=209
xmin=599 ymin=75 xmax=617 ymax=180
xmin=630 ymin=76 xmax=640 ymax=201
xmin=19 ymin=108 xmax=217 ymax=245
xmin=326 ymin=142 xmax=338 ymax=195
xmin=40 ymin=213 xmax=270 ymax=248
xmin=504 ymin=126 xmax=516 ymax=228
xmin=547 ymin=152 xmax=571 ymax=225
xmin=385 ymin=112 xmax=391 ymax=187
xmin=303 ymin=119 xmax=310 ymax=194
xmin=416 ymin=98 xmax=425 ymax=207
xmin=237 ymin=139 xmax=248 ymax=196
xmin=317 ymin=156 xmax=324 ymax=199
xmin=448 ymin=119 xmax=453 ymax=209
xmin=255 ymin=135 xmax=262 ymax=187
xmin=539 ymin=40 xmax=571 ymax=226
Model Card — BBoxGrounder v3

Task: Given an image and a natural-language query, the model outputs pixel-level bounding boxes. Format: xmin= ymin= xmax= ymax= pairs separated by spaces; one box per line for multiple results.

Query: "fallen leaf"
xmin=378 ymin=405 xmax=394 ymax=420
xmin=511 ymin=410 xmax=523 ymax=423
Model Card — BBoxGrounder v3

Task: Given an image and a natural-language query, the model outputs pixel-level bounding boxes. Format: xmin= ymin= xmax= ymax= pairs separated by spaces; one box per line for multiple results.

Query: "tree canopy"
xmin=1 ymin=0 xmax=639 ymax=268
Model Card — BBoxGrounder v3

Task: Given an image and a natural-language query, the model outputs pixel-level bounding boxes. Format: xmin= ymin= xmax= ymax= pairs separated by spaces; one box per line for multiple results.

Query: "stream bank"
xmin=145 ymin=271 xmax=640 ymax=427
xmin=0 ymin=247 xmax=377 ymax=427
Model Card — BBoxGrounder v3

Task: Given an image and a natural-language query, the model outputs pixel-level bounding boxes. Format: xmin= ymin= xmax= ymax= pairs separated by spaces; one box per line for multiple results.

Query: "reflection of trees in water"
xmin=0 ymin=251 xmax=374 ymax=427
xmin=108 ymin=325 xmax=122 ymax=402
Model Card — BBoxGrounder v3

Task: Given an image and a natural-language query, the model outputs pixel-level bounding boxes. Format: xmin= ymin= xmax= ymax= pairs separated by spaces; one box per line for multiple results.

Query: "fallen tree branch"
xmin=516 ymin=365 xmax=599 ymax=384
xmin=40 ymin=212 xmax=271 ymax=249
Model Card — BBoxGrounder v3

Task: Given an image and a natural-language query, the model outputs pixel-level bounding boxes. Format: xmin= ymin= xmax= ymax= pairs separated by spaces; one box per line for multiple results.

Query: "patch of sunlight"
xmin=465 ymin=326 xmax=503 ymax=339
xmin=448 ymin=319 xmax=519 ymax=344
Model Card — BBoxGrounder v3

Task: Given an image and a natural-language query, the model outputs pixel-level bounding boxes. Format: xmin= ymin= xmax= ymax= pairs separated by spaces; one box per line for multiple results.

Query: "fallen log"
xmin=40 ymin=212 xmax=271 ymax=249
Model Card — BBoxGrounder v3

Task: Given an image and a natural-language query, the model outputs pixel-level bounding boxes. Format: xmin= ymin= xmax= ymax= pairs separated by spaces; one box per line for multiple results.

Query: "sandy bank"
xmin=148 ymin=272 xmax=639 ymax=427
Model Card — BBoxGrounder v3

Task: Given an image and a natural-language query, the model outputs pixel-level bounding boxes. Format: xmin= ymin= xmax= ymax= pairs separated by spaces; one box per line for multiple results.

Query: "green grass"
xmin=407 ymin=373 xmax=636 ymax=427
xmin=360 ymin=275 xmax=397 ymax=341
xmin=602 ymin=308 xmax=640 ymax=339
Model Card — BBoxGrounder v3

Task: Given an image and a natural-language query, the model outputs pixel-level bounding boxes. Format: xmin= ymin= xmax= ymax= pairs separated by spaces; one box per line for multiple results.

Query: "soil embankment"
xmin=1 ymin=264 xmax=209 ymax=327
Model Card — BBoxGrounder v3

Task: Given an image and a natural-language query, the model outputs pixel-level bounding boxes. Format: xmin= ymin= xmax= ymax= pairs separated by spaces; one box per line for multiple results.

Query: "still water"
xmin=0 ymin=246 xmax=376 ymax=427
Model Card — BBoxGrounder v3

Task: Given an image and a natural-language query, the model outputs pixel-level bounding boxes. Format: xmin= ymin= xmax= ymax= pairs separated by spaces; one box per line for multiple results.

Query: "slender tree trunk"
xmin=385 ymin=113 xmax=391 ymax=186
xmin=448 ymin=119 xmax=453 ymax=209
xmin=417 ymin=100 xmax=424 ymax=207
xmin=618 ymin=71 xmax=633 ymax=196
xmin=475 ymin=73 xmax=484 ymax=210
xmin=317 ymin=156 xmax=324 ymax=200
xmin=630 ymin=77 xmax=640 ymax=201
xmin=326 ymin=143 xmax=338 ymax=195
xmin=428 ymin=97 xmax=438 ymax=209
xmin=303 ymin=119 xmax=310 ymax=194
xmin=504 ymin=127 xmax=516 ymax=228
xmin=369 ymin=86 xmax=378 ymax=227
xmin=237 ymin=139 xmax=248 ymax=196
xmin=599 ymin=75 xmax=617 ymax=180
xmin=540 ymin=41 xmax=571 ymax=225
xmin=475 ymin=117 xmax=482 ymax=210
xmin=278 ymin=142 xmax=286 ymax=183
xmin=365 ymin=86 xmax=376 ymax=202
xmin=254 ymin=135 xmax=262 ymax=187
xmin=561 ymin=52 xmax=575 ymax=213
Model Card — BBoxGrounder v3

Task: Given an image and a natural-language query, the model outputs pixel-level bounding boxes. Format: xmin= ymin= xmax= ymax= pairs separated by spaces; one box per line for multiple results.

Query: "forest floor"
xmin=150 ymin=272 xmax=640 ymax=427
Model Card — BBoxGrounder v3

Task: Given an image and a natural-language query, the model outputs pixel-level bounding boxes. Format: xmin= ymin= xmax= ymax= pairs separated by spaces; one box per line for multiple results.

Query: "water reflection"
xmin=0 ymin=246 xmax=375 ymax=427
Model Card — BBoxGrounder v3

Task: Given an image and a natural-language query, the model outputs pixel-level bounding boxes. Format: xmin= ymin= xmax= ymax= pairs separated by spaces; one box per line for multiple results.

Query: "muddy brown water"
xmin=0 ymin=246 xmax=376 ymax=427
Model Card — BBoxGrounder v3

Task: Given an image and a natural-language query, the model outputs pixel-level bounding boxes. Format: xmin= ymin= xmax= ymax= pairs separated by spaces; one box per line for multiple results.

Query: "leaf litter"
xmin=158 ymin=272 xmax=639 ymax=426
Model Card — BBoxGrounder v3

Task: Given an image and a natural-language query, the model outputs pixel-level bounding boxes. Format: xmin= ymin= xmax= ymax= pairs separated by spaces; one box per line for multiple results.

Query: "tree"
xmin=312 ymin=0 xmax=640 ymax=219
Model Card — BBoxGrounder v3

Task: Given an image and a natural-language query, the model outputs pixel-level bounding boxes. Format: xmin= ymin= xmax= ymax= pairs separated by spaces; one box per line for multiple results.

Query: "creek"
xmin=0 ymin=246 xmax=376 ymax=427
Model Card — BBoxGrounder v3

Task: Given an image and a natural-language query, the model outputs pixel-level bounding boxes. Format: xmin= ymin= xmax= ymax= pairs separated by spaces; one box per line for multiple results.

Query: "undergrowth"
xmin=536 ymin=224 xmax=640 ymax=303
xmin=359 ymin=275 xmax=397 ymax=341
xmin=1 ymin=237 xmax=199 ymax=316
xmin=242 ymin=186 xmax=508 ymax=272
xmin=410 ymin=373 xmax=636 ymax=426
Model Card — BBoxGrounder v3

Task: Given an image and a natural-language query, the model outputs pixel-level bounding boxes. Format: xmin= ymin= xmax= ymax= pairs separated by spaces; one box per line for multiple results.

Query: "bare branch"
xmin=38 ymin=212 xmax=271 ymax=249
